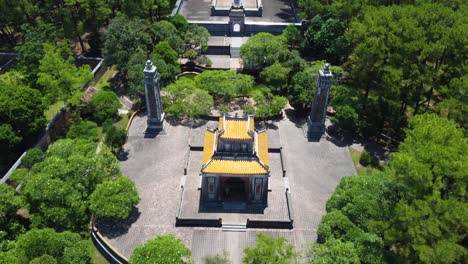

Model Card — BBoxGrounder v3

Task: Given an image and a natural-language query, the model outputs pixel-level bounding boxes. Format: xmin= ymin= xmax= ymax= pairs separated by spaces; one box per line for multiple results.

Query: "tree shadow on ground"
xmin=95 ymin=207 xmax=141 ymax=239
xmin=284 ymin=108 xmax=307 ymax=128
xmin=326 ymin=125 xmax=391 ymax=161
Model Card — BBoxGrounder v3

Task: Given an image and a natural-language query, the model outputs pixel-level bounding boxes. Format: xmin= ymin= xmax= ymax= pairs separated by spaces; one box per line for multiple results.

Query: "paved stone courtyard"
xmin=97 ymin=112 xmax=356 ymax=264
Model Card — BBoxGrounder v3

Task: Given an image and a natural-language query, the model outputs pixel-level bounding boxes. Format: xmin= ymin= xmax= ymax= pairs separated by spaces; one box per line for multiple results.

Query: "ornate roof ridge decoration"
xmin=202 ymin=158 xmax=268 ymax=175
xmin=218 ymin=115 xmax=254 ymax=140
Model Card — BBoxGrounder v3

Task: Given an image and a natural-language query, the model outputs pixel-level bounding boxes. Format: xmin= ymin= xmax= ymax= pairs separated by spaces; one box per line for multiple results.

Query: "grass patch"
xmin=94 ymin=66 xmax=118 ymax=90
xmin=178 ymin=72 xmax=197 ymax=80
xmin=89 ymin=238 xmax=109 ymax=264
xmin=114 ymin=113 xmax=131 ymax=130
xmin=44 ymin=100 xmax=65 ymax=121
xmin=349 ymin=147 xmax=370 ymax=175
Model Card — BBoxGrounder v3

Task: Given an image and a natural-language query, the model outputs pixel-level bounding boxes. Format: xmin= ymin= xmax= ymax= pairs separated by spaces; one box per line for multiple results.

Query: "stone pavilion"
xmin=200 ymin=115 xmax=269 ymax=205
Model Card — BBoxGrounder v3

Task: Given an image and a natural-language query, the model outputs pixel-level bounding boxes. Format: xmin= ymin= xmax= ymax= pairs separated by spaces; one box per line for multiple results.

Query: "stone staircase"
xmin=222 ymin=222 xmax=247 ymax=232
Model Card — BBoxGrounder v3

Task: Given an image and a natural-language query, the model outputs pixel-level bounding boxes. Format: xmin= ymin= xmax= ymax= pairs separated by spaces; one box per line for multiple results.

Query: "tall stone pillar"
xmin=144 ymin=60 xmax=164 ymax=131
xmin=308 ymin=63 xmax=332 ymax=138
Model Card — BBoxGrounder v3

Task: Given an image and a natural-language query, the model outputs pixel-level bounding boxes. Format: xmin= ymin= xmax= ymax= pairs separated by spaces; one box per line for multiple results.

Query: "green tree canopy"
xmin=37 ymin=44 xmax=93 ymax=103
xmin=243 ymin=233 xmax=295 ymax=264
xmin=240 ymin=33 xmax=288 ymax=69
xmin=89 ymin=177 xmax=139 ymax=219
xmin=381 ymin=114 xmax=468 ymax=263
xmin=66 ymin=120 xmax=98 ymax=141
xmin=163 ymin=78 xmax=214 ymax=118
xmin=102 ymin=17 xmax=151 ymax=71
xmin=194 ymin=70 xmax=254 ymax=99
xmin=309 ymin=239 xmax=360 ymax=264
xmin=90 ymin=91 xmax=121 ymax=124
xmin=259 ymin=62 xmax=291 ymax=93
xmin=129 ymin=234 xmax=192 ymax=264
xmin=14 ymin=228 xmax=89 ymax=263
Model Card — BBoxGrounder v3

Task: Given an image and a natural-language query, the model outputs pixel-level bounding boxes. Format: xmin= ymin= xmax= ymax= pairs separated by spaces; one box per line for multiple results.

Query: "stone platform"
xmin=178 ymin=150 xmax=291 ymax=225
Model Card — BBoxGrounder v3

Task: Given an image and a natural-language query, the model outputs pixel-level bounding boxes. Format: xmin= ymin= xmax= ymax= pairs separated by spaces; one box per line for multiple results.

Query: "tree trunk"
xmin=425 ymin=86 xmax=434 ymax=111
xmin=414 ymin=100 xmax=420 ymax=116
xmin=77 ymin=33 xmax=86 ymax=55
xmin=363 ymin=79 xmax=371 ymax=110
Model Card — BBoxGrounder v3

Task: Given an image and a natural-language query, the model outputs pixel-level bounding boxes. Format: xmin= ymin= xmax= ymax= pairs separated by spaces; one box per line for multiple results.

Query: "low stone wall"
xmin=91 ymin=221 xmax=129 ymax=264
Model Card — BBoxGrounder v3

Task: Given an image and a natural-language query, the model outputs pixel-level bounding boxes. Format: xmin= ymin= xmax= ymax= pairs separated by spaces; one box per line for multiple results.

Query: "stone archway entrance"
xmin=223 ymin=177 xmax=247 ymax=201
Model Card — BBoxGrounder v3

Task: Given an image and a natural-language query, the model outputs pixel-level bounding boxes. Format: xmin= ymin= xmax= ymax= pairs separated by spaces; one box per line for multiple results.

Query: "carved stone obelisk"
xmin=307 ymin=63 xmax=332 ymax=139
xmin=144 ymin=60 xmax=164 ymax=132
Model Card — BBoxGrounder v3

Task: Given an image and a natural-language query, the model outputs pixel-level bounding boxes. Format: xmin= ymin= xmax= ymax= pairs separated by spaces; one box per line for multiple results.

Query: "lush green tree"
xmin=308 ymin=239 xmax=360 ymax=264
xmin=15 ymin=22 xmax=63 ymax=83
xmin=14 ymin=228 xmax=89 ymax=263
xmin=29 ymin=255 xmax=57 ymax=264
xmin=23 ymin=173 xmax=87 ymax=231
xmin=282 ymin=24 xmax=301 ymax=46
xmin=0 ymin=82 xmax=46 ymax=143
xmin=259 ymin=62 xmax=291 ymax=93
xmin=171 ymin=14 xmax=189 ymax=33
xmin=90 ymin=91 xmax=121 ymax=124
xmin=0 ymin=183 xmax=24 ymax=241
xmin=62 ymin=240 xmax=91 ymax=264
xmin=240 ymin=33 xmax=288 ymax=69
xmin=0 ymin=124 xmax=21 ymax=171
xmin=151 ymin=20 xmax=184 ymax=54
xmin=24 ymin=138 xmax=122 ymax=231
xmin=194 ymin=70 xmax=254 ymax=99
xmin=0 ymin=251 xmax=19 ymax=264
xmin=163 ymin=78 xmax=214 ymax=118
xmin=129 ymin=234 xmax=192 ymax=264
xmin=37 ymin=44 xmax=93 ymax=103
xmin=346 ymin=4 xmax=467 ymax=134
xmin=22 ymin=148 xmax=45 ymax=169
xmin=127 ymin=48 xmax=147 ymax=98
xmin=8 ymin=168 xmax=29 ymax=187
xmin=253 ymin=90 xmax=287 ymax=119
xmin=89 ymin=177 xmax=139 ymax=219
xmin=104 ymin=126 xmax=127 ymax=150
xmin=184 ymin=24 xmax=210 ymax=53
xmin=150 ymin=41 xmax=181 ymax=86
xmin=102 ymin=17 xmax=151 ymax=70
xmin=288 ymin=69 xmax=316 ymax=113
xmin=303 ymin=15 xmax=349 ymax=64
xmin=243 ymin=233 xmax=295 ymax=264
xmin=66 ymin=120 xmax=98 ymax=141
xmin=380 ymin=114 xmax=468 ymax=263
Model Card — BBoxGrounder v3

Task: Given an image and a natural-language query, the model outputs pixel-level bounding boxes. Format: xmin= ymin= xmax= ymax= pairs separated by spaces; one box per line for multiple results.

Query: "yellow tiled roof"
xmin=249 ymin=117 xmax=255 ymax=132
xmin=257 ymin=131 xmax=269 ymax=166
xmin=203 ymin=159 xmax=268 ymax=175
xmin=202 ymin=130 xmax=215 ymax=165
xmin=218 ymin=116 xmax=254 ymax=140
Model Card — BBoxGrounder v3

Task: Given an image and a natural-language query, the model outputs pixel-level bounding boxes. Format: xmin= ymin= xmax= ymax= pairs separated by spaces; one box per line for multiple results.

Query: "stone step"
xmin=222 ymin=222 xmax=247 ymax=232
xmin=223 ymin=202 xmax=247 ymax=210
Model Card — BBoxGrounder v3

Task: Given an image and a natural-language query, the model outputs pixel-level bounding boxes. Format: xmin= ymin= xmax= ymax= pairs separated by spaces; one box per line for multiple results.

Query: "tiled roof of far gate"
xmin=202 ymin=159 xmax=268 ymax=175
xmin=218 ymin=116 xmax=254 ymax=140
xmin=257 ymin=131 xmax=269 ymax=167
xmin=201 ymin=130 xmax=216 ymax=165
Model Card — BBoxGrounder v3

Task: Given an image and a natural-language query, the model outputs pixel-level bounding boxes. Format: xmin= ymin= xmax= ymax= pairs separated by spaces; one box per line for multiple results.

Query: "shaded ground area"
xmin=180 ymin=0 xmax=296 ymax=23
xmin=98 ymin=112 xmax=356 ymax=263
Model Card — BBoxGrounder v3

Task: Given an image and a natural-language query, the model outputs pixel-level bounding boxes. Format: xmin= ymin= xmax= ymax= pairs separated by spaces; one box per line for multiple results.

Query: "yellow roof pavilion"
xmin=201 ymin=115 xmax=269 ymax=175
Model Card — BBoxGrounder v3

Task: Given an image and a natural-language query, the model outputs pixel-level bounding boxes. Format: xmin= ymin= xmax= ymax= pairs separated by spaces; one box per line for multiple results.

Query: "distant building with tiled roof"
xmin=201 ymin=115 xmax=269 ymax=205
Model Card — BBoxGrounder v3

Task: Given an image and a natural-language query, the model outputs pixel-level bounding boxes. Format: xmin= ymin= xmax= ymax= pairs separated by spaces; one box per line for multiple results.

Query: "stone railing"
xmin=90 ymin=216 xmax=129 ymax=264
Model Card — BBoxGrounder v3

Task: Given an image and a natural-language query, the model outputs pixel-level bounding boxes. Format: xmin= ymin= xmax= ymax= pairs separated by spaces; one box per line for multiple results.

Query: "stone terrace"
xmin=97 ymin=113 xmax=356 ymax=264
